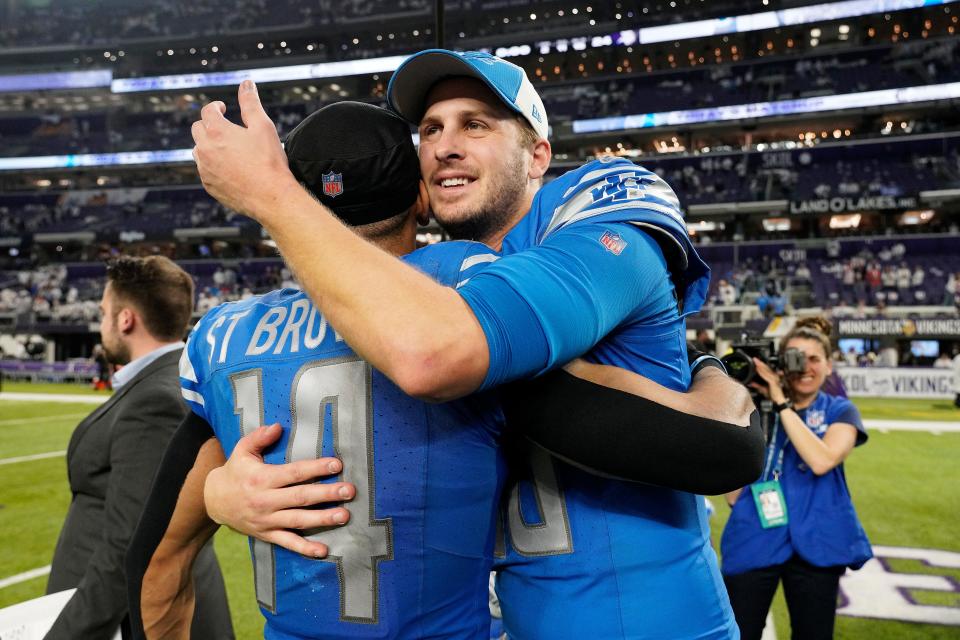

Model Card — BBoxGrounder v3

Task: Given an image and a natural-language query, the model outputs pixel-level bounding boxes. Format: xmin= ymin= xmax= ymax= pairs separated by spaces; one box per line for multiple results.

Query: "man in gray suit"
xmin=45 ymin=255 xmax=233 ymax=639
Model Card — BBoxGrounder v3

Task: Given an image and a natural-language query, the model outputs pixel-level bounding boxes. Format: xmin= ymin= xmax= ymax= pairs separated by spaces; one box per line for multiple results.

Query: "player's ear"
xmin=413 ymin=179 xmax=430 ymax=225
xmin=528 ymin=139 xmax=551 ymax=181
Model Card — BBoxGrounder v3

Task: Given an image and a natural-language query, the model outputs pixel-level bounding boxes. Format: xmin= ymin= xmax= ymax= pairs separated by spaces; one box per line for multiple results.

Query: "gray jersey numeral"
xmin=230 ymin=357 xmax=392 ymax=623
xmin=505 ymin=447 xmax=574 ymax=556
xmin=230 ymin=370 xmax=276 ymax=612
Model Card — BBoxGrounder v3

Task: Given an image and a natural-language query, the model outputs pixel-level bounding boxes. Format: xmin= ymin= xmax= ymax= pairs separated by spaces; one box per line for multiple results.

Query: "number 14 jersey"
xmin=179 ymin=241 xmax=505 ymax=640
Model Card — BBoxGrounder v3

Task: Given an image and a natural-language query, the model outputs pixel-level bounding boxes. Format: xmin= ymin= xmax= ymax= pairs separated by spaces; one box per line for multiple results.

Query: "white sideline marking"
xmin=863 ymin=419 xmax=960 ymax=433
xmin=0 ymin=414 xmax=87 ymax=427
xmin=0 ymin=566 xmax=50 ymax=590
xmin=0 ymin=392 xmax=108 ymax=404
xmin=761 ymin=612 xmax=777 ymax=640
xmin=0 ymin=451 xmax=65 ymax=466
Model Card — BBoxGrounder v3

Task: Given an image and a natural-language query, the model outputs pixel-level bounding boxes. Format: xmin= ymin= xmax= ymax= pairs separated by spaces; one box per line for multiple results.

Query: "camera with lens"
xmin=721 ymin=338 xmax=806 ymax=387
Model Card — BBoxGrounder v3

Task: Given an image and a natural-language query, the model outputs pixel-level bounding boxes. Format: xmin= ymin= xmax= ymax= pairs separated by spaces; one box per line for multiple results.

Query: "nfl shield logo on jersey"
xmin=599 ymin=230 xmax=627 ymax=255
xmin=322 ymin=171 xmax=344 ymax=198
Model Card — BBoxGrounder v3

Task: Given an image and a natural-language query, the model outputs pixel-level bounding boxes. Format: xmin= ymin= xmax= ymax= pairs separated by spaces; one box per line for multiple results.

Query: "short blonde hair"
xmin=515 ymin=115 xmax=542 ymax=149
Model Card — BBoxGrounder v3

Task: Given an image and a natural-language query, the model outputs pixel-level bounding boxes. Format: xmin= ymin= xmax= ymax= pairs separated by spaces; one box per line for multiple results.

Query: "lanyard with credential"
xmin=761 ymin=420 xmax=787 ymax=482
xmin=753 ymin=417 xmax=789 ymax=528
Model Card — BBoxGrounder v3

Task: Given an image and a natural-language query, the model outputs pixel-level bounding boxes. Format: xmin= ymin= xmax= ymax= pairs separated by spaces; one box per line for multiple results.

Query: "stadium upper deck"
xmin=0 ymin=0 xmax=956 ymax=273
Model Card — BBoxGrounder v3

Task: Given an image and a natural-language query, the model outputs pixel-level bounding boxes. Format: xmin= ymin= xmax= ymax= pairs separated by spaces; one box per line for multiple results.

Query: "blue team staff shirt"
xmin=180 ymin=241 xmax=505 ymax=640
xmin=721 ymin=391 xmax=873 ymax=576
xmin=460 ymin=158 xmax=738 ymax=639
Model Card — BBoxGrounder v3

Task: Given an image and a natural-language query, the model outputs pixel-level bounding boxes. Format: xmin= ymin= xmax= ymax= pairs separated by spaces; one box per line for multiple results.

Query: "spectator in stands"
xmin=721 ymin=316 xmax=872 ymax=640
xmin=757 ymin=279 xmax=786 ymax=317
xmin=732 ymin=263 xmax=755 ymax=295
xmin=195 ymin=289 xmax=218 ymax=314
xmin=865 ymin=262 xmax=882 ymax=299
xmin=45 ymin=256 xmax=233 ymax=639
xmin=934 ymin=351 xmax=952 ymax=368
xmin=842 ymin=262 xmax=855 ymax=290
xmin=945 ymin=272 xmax=958 ymax=306
xmin=896 ymin=262 xmax=912 ymax=294
xmin=794 ymin=263 xmax=811 ymax=284
xmin=844 ymin=347 xmax=859 ymax=367
xmin=878 ymin=344 xmax=898 ymax=367
xmin=881 ymin=265 xmax=897 ymax=294
xmin=90 ymin=343 xmax=112 ymax=391
xmin=911 ymin=264 xmax=925 ymax=289
xmin=718 ymin=278 xmax=738 ymax=305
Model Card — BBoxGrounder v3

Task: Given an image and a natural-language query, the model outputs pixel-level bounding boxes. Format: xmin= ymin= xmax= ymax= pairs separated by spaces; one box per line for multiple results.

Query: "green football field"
xmin=1 ymin=382 xmax=958 ymax=639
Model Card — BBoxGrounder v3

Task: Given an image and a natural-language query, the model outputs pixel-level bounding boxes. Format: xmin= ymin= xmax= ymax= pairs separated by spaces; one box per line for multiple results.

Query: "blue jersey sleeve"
xmin=179 ymin=318 xmax=211 ymax=423
xmin=404 ymin=240 xmax=500 ymax=288
xmin=828 ymin=396 xmax=867 ymax=446
xmin=458 ymin=221 xmax=675 ymax=390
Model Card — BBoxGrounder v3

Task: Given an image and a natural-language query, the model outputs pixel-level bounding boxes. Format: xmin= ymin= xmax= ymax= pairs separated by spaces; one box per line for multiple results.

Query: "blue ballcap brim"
xmin=387 ymin=48 xmax=549 ymax=140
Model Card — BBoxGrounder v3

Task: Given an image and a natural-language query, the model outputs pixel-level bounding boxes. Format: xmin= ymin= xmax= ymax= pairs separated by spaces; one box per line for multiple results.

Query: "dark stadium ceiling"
xmin=0 ymin=0 xmax=957 ymax=186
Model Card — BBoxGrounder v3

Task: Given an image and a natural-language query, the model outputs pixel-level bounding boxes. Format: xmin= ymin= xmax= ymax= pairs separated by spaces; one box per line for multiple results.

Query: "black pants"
xmin=723 ymin=555 xmax=845 ymax=640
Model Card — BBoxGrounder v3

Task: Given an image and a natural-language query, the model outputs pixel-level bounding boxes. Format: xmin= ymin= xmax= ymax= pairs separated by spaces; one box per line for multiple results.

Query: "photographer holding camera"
xmin=719 ymin=317 xmax=873 ymax=640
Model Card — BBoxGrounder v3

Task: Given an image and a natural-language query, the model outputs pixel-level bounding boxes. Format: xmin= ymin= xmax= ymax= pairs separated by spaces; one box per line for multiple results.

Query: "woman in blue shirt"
xmin=720 ymin=317 xmax=872 ymax=640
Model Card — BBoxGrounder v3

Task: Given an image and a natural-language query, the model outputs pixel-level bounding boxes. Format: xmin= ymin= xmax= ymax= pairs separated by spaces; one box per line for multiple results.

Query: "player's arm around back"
xmin=142 ymin=439 xmax=223 ymax=639
xmin=125 ymin=413 xmax=223 ymax=640
xmin=506 ymin=360 xmax=765 ymax=494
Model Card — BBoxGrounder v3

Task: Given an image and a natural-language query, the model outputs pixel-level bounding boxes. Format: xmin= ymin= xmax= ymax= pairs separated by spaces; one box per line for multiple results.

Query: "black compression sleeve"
xmin=124 ymin=413 xmax=214 ymax=640
xmin=502 ymin=370 xmax=765 ymax=495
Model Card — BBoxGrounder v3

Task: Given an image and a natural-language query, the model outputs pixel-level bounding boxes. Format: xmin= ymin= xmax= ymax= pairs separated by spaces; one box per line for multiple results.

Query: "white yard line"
xmin=0 ymin=414 xmax=87 ymax=427
xmin=0 ymin=392 xmax=108 ymax=404
xmin=864 ymin=419 xmax=960 ymax=433
xmin=761 ymin=612 xmax=778 ymax=640
xmin=0 ymin=451 xmax=65 ymax=466
xmin=0 ymin=566 xmax=50 ymax=590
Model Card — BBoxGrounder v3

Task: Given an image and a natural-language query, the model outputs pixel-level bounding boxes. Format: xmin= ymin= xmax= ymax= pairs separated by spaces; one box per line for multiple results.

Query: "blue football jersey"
xmin=180 ymin=241 xmax=505 ymax=640
xmin=490 ymin=158 xmax=738 ymax=639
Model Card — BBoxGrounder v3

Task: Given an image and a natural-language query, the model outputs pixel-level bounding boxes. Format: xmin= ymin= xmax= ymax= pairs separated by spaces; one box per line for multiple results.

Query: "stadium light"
xmin=0 ymin=70 xmax=111 ymax=92
xmin=40 ymin=0 xmax=947 ymax=94
xmin=572 ymin=81 xmax=960 ymax=133
xmin=1 ymin=0 xmax=955 ymax=94
xmin=2 ymin=78 xmax=956 ymax=171
xmin=110 ymin=55 xmax=408 ymax=93
xmin=0 ymin=149 xmax=194 ymax=172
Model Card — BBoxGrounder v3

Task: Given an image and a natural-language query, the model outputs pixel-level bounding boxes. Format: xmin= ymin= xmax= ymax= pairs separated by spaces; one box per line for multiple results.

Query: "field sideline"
xmin=1 ymin=382 xmax=958 ymax=639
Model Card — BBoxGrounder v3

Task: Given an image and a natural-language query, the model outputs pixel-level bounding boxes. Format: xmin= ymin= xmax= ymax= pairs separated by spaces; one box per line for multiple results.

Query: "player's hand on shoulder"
xmin=203 ymin=423 xmax=356 ymax=558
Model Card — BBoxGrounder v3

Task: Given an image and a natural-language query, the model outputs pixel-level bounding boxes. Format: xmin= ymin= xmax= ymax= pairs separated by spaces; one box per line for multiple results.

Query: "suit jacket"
xmin=46 ymin=348 xmax=234 ymax=639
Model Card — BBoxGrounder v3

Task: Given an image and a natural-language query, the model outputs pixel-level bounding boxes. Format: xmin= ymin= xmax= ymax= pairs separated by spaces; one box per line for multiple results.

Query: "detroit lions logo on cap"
xmin=322 ymin=171 xmax=343 ymax=198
